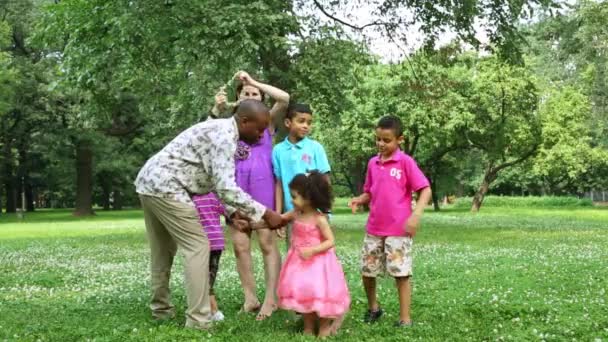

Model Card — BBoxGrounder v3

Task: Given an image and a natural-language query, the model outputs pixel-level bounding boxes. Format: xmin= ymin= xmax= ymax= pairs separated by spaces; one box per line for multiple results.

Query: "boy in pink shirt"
xmin=349 ymin=115 xmax=432 ymax=328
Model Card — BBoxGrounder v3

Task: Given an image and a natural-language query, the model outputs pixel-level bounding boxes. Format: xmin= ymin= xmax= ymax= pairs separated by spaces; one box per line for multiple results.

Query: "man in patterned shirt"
xmin=135 ymin=100 xmax=284 ymax=330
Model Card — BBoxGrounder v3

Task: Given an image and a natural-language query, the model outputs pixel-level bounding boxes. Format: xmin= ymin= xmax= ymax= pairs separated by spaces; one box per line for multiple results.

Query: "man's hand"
xmin=262 ymin=209 xmax=285 ymax=230
xmin=275 ymin=212 xmax=293 ymax=238
xmin=230 ymin=211 xmax=252 ymax=232
xmin=232 ymin=218 xmax=251 ymax=232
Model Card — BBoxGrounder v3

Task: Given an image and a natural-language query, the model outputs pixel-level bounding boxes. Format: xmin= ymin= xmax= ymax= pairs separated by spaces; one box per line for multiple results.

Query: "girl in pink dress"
xmin=277 ymin=171 xmax=350 ymax=337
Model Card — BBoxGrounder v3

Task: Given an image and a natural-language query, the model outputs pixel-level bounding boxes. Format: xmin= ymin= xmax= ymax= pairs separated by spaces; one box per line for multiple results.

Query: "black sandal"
xmin=363 ymin=308 xmax=383 ymax=323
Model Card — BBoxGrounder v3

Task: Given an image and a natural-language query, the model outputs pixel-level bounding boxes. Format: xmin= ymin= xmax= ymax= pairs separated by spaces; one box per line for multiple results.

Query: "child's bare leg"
xmin=302 ymin=313 xmax=316 ymax=336
xmin=318 ymin=318 xmax=332 ymax=338
xmin=210 ymin=295 xmax=218 ymax=314
xmin=395 ymin=276 xmax=412 ymax=323
xmin=362 ymin=276 xmax=380 ymax=310
xmin=330 ymin=313 xmax=346 ymax=335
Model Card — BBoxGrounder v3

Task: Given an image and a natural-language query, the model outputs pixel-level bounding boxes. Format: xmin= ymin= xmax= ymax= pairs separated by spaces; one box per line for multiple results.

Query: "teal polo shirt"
xmin=272 ymin=136 xmax=331 ymax=212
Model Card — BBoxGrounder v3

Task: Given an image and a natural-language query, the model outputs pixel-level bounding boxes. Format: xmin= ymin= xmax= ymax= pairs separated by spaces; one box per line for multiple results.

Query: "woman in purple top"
xmin=211 ymin=71 xmax=289 ymax=320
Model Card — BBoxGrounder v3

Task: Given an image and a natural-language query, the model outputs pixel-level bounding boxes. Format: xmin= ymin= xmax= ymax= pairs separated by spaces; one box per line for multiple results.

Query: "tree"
xmin=0 ymin=20 xmax=16 ymax=214
xmin=533 ymin=86 xmax=607 ymax=194
xmin=288 ymin=34 xmax=373 ymax=194
xmin=303 ymin=0 xmax=561 ymax=62
xmin=35 ymin=0 xmax=298 ymax=215
xmin=525 ymin=1 xmax=608 ymax=148
xmin=1 ymin=0 xmax=54 ymax=214
xmin=0 ymin=21 xmax=13 ymax=112
xmin=507 ymin=1 xmax=608 ymax=195
xmin=467 ymin=57 xmax=541 ymax=211
xmin=309 ymin=47 xmax=474 ymax=209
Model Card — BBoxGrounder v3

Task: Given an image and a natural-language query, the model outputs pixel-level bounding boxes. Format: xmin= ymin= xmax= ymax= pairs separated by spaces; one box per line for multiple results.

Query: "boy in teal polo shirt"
xmin=273 ymin=103 xmax=331 ymax=216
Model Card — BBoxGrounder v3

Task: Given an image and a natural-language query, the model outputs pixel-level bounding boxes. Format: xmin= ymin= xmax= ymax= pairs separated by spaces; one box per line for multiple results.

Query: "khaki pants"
xmin=139 ymin=195 xmax=211 ymax=329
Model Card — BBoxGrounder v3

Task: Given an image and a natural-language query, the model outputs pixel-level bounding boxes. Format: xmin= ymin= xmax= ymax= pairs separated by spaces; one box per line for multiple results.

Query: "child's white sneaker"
xmin=211 ymin=311 xmax=225 ymax=322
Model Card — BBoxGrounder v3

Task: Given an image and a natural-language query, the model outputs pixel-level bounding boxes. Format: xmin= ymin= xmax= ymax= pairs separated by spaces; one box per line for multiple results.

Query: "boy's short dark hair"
xmin=377 ymin=115 xmax=403 ymax=137
xmin=286 ymin=103 xmax=313 ymax=120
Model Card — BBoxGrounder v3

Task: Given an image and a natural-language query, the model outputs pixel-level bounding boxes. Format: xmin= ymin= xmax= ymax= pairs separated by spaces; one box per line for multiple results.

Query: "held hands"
xmin=231 ymin=211 xmax=252 ymax=232
xmin=232 ymin=218 xmax=251 ymax=232
xmin=263 ymin=209 xmax=286 ymax=230
xmin=404 ymin=213 xmax=421 ymax=238
xmin=276 ymin=213 xmax=290 ymax=238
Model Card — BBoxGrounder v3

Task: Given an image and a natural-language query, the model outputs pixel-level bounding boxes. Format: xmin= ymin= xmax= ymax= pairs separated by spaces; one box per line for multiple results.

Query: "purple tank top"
xmin=235 ymin=129 xmax=275 ymax=209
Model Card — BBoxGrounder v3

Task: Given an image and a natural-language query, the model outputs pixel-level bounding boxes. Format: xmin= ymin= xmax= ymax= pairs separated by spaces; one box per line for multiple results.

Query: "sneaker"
xmin=394 ymin=320 xmax=413 ymax=327
xmin=363 ymin=308 xmax=383 ymax=323
xmin=211 ymin=311 xmax=225 ymax=322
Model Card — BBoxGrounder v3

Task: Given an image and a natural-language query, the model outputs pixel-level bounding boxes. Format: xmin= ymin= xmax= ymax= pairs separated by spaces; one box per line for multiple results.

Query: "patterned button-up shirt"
xmin=135 ymin=117 xmax=266 ymax=222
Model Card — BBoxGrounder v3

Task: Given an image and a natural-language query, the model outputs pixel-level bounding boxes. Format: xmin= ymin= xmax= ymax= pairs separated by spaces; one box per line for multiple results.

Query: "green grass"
xmin=1 ymin=203 xmax=608 ymax=341
xmin=452 ymin=195 xmax=594 ymax=209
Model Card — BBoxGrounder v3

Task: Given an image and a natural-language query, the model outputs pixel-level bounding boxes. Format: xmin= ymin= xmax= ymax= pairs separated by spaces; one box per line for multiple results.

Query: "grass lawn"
xmin=1 ymin=203 xmax=608 ymax=341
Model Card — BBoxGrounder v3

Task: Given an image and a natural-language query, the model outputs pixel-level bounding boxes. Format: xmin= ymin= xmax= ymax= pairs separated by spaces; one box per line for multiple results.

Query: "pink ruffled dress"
xmin=277 ymin=219 xmax=350 ymax=318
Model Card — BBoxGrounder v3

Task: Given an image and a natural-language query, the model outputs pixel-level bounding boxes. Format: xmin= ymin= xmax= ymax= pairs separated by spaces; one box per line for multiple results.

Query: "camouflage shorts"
xmin=360 ymin=234 xmax=413 ymax=278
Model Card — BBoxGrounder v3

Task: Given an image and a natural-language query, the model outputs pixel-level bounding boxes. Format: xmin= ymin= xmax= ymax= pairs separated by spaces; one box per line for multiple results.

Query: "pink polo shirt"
xmin=363 ymin=150 xmax=430 ymax=237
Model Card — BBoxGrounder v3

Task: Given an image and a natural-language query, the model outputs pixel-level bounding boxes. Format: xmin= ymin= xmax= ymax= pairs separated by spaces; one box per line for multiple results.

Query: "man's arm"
xmin=207 ymin=139 xmax=265 ymax=222
xmin=208 ymin=139 xmax=285 ymax=229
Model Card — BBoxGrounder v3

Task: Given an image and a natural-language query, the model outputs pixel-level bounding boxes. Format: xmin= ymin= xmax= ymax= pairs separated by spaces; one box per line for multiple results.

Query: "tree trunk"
xmin=344 ymin=163 xmax=366 ymax=196
xmin=73 ymin=139 xmax=95 ymax=216
xmin=351 ymin=172 xmax=365 ymax=197
xmin=3 ymin=138 xmax=16 ymax=213
xmin=112 ymin=190 xmax=123 ymax=210
xmin=432 ymin=189 xmax=440 ymax=211
xmin=471 ymin=168 xmax=498 ymax=212
xmin=4 ymin=175 xmax=17 ymax=213
xmin=427 ymin=174 xmax=440 ymax=211
xmin=25 ymin=180 xmax=34 ymax=212
xmin=4 ymin=178 xmax=16 ymax=213
xmin=17 ymin=144 xmax=35 ymax=212
xmin=456 ymin=183 xmax=465 ymax=197
xmin=100 ymin=175 xmax=111 ymax=211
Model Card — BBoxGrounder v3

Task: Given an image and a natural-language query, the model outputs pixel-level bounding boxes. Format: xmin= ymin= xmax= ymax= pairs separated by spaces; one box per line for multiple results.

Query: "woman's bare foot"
xmin=241 ymin=300 xmax=261 ymax=313
xmin=255 ymin=302 xmax=277 ymax=321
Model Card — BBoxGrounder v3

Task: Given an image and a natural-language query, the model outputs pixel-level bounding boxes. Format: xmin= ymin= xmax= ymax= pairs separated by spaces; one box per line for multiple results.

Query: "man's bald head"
xmin=235 ymin=99 xmax=270 ymax=144
xmin=235 ymin=99 xmax=269 ymax=119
